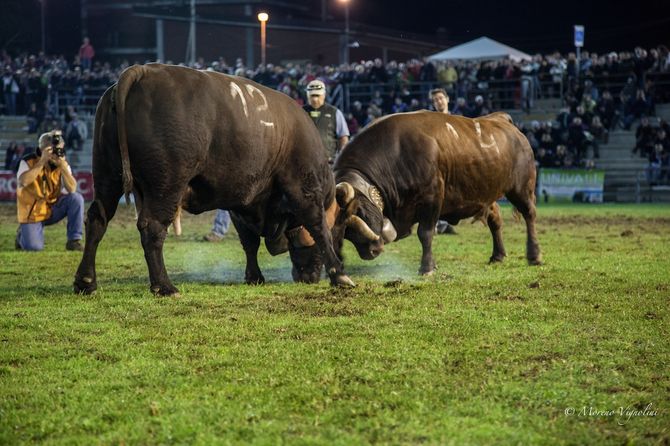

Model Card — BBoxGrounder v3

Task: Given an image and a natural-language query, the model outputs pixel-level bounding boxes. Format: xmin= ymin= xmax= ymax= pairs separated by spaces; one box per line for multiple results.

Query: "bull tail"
xmin=115 ymin=65 xmax=146 ymax=203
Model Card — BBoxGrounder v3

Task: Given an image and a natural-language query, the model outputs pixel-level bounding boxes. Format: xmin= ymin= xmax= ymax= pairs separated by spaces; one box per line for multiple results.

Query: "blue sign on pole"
xmin=574 ymin=25 xmax=585 ymax=48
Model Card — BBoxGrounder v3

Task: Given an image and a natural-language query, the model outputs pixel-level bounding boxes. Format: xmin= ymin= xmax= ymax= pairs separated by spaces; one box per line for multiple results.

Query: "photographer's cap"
xmin=306 ymin=79 xmax=326 ymax=96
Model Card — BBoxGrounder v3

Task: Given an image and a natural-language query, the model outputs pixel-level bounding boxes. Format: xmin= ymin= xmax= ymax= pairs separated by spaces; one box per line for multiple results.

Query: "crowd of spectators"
xmin=2 ymin=44 xmax=670 ymax=173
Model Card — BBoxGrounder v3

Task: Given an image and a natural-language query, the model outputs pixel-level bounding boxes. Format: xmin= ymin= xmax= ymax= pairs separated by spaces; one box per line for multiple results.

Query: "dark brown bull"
xmin=333 ymin=111 xmax=542 ymax=274
xmin=73 ymin=63 xmax=353 ymax=295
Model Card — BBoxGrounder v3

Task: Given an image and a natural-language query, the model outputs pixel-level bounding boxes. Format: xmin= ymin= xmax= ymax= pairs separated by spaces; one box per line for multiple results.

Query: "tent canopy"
xmin=428 ymin=37 xmax=532 ymax=62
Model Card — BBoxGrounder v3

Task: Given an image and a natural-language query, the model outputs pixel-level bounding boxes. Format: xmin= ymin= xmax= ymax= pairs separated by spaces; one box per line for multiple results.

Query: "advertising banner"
xmin=537 ymin=168 xmax=605 ymax=203
xmin=0 ymin=170 xmax=94 ymax=201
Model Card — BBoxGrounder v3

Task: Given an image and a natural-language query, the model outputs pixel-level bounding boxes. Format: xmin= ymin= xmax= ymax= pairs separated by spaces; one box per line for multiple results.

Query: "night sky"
xmin=356 ymin=0 xmax=670 ymax=53
xmin=2 ymin=0 xmax=669 ymax=57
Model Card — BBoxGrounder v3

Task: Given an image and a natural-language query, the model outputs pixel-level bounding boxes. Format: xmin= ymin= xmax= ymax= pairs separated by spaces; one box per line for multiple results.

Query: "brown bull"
xmin=74 ymin=63 xmax=353 ymax=295
xmin=333 ymin=111 xmax=542 ymax=274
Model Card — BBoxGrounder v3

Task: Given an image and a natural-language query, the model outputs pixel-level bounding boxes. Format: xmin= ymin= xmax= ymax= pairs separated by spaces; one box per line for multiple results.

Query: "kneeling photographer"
xmin=15 ymin=130 xmax=84 ymax=251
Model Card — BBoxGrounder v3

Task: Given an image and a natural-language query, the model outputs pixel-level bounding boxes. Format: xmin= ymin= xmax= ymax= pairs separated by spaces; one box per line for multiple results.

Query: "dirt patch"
xmin=621 ymin=229 xmax=634 ymax=237
xmin=539 ymin=215 xmax=670 ymax=227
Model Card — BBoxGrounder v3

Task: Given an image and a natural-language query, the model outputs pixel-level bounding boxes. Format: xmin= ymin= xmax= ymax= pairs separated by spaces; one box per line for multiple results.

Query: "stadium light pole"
xmin=258 ymin=12 xmax=268 ymax=66
xmin=339 ymin=0 xmax=350 ymax=65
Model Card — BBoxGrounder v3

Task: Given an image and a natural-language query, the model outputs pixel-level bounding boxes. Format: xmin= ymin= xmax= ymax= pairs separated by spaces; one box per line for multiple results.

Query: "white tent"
xmin=428 ymin=37 xmax=532 ymax=62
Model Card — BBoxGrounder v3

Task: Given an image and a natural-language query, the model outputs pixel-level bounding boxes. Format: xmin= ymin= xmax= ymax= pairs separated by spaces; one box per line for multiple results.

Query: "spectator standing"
xmin=633 ymin=117 xmax=656 ymax=158
xmin=8 ymin=144 xmax=26 ymax=172
xmin=469 ymin=95 xmax=489 ymax=118
xmin=2 ymin=69 xmax=20 ymax=115
xmin=26 ymin=103 xmax=44 ymax=133
xmin=345 ymin=112 xmax=360 ymax=136
xmin=79 ymin=37 xmax=95 ymax=71
xmin=429 ymin=88 xmax=457 ymax=235
xmin=350 ymin=101 xmax=366 ymax=128
xmin=567 ymin=117 xmax=590 ymax=162
xmin=15 ymin=130 xmax=84 ymax=251
xmin=391 ymin=96 xmax=408 ymax=114
xmin=303 ymin=79 xmax=349 ymax=163
xmin=65 ymin=113 xmax=87 ymax=151
xmin=203 ymin=210 xmax=231 ymax=242
xmin=596 ymin=90 xmax=618 ymax=130
xmin=451 ymin=97 xmax=469 ymax=116
xmin=4 ymin=141 xmax=17 ymax=169
xmin=589 ymin=116 xmax=607 ymax=156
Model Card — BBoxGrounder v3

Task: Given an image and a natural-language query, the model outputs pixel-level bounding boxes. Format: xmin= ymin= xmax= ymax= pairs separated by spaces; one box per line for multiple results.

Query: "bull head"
xmin=335 ymin=182 xmax=385 ymax=260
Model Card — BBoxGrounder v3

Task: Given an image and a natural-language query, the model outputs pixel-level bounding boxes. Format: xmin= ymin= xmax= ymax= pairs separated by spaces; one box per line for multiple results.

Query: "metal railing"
xmin=636 ymin=169 xmax=670 ymax=203
xmin=45 ymin=71 xmax=670 ymax=117
xmin=342 ymin=77 xmax=564 ymax=113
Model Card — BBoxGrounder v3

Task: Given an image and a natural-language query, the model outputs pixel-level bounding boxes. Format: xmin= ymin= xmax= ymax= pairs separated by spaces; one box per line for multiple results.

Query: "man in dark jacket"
xmin=303 ymin=79 xmax=350 ymax=163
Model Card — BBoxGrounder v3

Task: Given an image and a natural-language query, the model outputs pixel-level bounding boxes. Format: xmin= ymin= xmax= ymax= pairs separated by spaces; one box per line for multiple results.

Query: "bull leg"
xmin=417 ymin=203 xmax=440 ymax=275
xmin=308 ymin=221 xmax=352 ymax=286
xmin=73 ymin=188 xmax=122 ymax=294
xmin=507 ymin=191 xmax=542 ymax=266
xmin=230 ymin=213 xmax=265 ymax=285
xmin=417 ymin=220 xmax=437 ymax=275
xmin=137 ymin=206 xmax=179 ymax=296
xmin=487 ymin=202 xmax=507 ymax=263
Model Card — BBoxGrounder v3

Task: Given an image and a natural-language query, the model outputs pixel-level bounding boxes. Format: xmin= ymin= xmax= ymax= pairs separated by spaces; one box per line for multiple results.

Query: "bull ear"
xmin=336 ymin=182 xmax=355 ymax=207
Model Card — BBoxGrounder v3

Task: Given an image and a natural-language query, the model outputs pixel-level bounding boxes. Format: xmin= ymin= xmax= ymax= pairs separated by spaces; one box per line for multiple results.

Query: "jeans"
xmin=18 ymin=192 xmax=84 ymax=251
xmin=212 ymin=209 xmax=231 ymax=236
xmin=4 ymin=92 xmax=17 ymax=115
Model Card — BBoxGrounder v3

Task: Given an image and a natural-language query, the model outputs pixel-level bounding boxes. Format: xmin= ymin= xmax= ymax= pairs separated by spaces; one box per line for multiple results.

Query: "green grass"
xmin=0 ymin=203 xmax=668 ymax=445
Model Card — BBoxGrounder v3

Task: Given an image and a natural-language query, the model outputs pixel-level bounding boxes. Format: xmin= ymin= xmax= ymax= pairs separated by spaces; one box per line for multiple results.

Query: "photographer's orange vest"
xmin=16 ymin=156 xmax=63 ymax=223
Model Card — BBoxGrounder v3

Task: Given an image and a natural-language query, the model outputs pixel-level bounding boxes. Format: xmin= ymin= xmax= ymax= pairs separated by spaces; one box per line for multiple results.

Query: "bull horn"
xmin=336 ymin=182 xmax=355 ymax=205
xmin=346 ymin=215 xmax=380 ymax=241
xmin=381 ymin=218 xmax=397 ymax=243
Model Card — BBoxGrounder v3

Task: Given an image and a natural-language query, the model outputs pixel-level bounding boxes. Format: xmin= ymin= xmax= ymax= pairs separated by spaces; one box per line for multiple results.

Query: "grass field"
xmin=0 ymin=202 xmax=668 ymax=445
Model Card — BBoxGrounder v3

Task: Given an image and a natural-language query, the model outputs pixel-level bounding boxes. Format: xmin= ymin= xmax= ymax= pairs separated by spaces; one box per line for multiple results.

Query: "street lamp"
xmin=257 ymin=12 xmax=269 ymax=66
xmin=339 ymin=0 xmax=350 ymax=65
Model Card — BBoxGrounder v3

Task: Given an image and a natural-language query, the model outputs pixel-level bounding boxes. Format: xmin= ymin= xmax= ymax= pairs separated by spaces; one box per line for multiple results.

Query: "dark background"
xmin=1 ymin=0 xmax=669 ymax=58
xmin=358 ymin=0 xmax=670 ymax=53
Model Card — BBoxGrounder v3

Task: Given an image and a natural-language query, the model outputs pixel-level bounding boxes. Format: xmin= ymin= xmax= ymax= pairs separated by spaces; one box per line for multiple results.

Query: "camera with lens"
xmin=51 ymin=133 xmax=65 ymax=157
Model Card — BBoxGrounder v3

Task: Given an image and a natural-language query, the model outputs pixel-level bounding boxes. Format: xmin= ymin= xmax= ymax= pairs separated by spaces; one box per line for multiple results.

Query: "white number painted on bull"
xmin=245 ymin=84 xmax=275 ymax=127
xmin=230 ymin=82 xmax=274 ymax=127
xmin=445 ymin=122 xmax=459 ymax=139
xmin=230 ymin=82 xmax=248 ymax=117
xmin=474 ymin=121 xmax=500 ymax=154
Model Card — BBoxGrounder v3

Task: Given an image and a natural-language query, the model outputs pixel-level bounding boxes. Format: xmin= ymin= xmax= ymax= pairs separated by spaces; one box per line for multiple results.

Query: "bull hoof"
xmin=73 ymin=276 xmax=97 ymax=295
xmin=150 ymin=284 xmax=180 ymax=297
xmin=245 ymin=274 xmax=265 ymax=285
xmin=528 ymin=258 xmax=543 ymax=266
xmin=489 ymin=255 xmax=505 ymax=264
xmin=292 ymin=267 xmax=321 ymax=284
xmin=331 ymin=274 xmax=356 ymax=288
xmin=419 ymin=263 xmax=437 ymax=276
